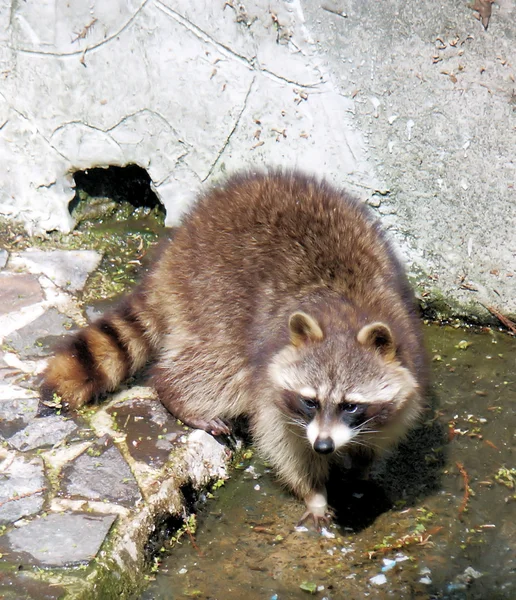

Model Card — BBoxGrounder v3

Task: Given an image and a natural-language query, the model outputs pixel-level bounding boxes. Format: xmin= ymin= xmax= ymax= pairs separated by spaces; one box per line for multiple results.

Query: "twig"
xmin=321 ymin=5 xmax=348 ymax=18
xmin=456 ymin=461 xmax=470 ymax=520
xmin=71 ymin=18 xmax=98 ymax=43
xmin=252 ymin=526 xmax=275 ymax=535
xmin=484 ymin=439 xmax=500 ymax=451
xmin=367 ymin=526 xmax=442 ymax=559
xmin=483 ymin=305 xmax=516 ymax=335
xmin=0 ymin=488 xmax=46 ymax=508
xmin=184 ymin=519 xmax=204 ymax=557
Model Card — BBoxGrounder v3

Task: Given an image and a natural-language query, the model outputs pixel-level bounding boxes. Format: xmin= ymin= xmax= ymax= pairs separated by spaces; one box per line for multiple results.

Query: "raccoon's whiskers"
xmin=348 ymin=437 xmax=383 ymax=452
xmin=283 ymin=417 xmax=309 ymax=439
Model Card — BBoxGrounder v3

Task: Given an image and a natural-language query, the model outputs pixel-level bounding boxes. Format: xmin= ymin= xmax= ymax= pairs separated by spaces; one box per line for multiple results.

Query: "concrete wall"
xmin=1 ymin=0 xmax=515 ymax=318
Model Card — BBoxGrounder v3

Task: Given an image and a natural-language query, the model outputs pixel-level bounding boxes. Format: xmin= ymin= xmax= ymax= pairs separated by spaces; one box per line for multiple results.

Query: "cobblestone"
xmin=0 ymin=273 xmax=44 ymax=316
xmin=8 ymin=250 xmax=102 ymax=293
xmin=5 ymin=308 xmax=77 ymax=359
xmin=1 ymin=512 xmax=118 ymax=567
xmin=0 ymin=248 xmax=233 ymax=599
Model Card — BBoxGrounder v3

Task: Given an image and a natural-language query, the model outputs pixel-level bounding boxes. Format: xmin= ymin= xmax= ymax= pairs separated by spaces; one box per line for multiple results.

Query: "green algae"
xmin=0 ymin=214 xmax=166 ymax=303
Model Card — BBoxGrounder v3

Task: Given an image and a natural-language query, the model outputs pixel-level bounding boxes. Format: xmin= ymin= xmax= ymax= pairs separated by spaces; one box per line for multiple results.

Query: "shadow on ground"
xmin=328 ymin=404 xmax=448 ymax=532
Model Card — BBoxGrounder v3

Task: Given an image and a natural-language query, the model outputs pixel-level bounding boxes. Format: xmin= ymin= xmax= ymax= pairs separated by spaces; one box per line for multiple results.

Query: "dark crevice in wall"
xmin=69 ymin=164 xmax=166 ymax=225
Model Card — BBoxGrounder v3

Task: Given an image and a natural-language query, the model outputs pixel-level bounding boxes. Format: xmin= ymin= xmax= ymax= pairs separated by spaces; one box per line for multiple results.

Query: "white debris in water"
xmin=394 ymin=553 xmax=410 ymax=562
xmin=244 ymin=465 xmax=262 ymax=479
xmin=341 ymin=546 xmax=354 ymax=555
xmin=320 ymin=527 xmax=335 ymax=539
xmin=419 ymin=576 xmax=432 ymax=585
xmin=254 ymin=484 xmax=261 ymax=491
xmin=462 ymin=566 xmax=483 ymax=580
xmin=381 ymin=558 xmax=397 ymax=572
xmin=295 ymin=525 xmax=309 ymax=533
xmin=370 ymin=574 xmax=387 ymax=585
xmin=420 ymin=567 xmax=432 ymax=575
xmin=178 ymin=567 xmax=188 ymax=575
xmin=316 ymin=586 xmax=325 ymax=592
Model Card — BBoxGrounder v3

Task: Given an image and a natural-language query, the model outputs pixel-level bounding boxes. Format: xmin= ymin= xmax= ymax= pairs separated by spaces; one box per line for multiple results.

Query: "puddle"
xmin=141 ymin=324 xmax=516 ymax=600
xmin=107 ymin=398 xmax=185 ymax=467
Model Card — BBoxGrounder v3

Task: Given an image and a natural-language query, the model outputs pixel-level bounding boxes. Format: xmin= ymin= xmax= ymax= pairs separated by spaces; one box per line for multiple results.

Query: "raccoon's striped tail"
xmin=41 ymin=293 xmax=159 ymax=410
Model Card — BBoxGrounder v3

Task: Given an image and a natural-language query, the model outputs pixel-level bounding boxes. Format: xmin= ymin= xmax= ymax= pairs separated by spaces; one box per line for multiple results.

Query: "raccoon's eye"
xmin=341 ymin=403 xmax=358 ymax=414
xmin=299 ymin=396 xmax=319 ymax=411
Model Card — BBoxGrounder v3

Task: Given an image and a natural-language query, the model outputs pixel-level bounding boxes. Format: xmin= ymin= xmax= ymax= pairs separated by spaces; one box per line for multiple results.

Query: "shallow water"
xmin=142 ymin=324 xmax=516 ymax=600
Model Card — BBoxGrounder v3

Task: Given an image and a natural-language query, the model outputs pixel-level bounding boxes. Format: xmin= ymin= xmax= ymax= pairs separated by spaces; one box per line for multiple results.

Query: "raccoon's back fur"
xmin=42 ymin=171 xmax=426 ymax=524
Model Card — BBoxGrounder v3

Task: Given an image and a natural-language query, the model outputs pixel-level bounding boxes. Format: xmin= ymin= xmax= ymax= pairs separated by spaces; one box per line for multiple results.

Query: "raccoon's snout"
xmin=313 ymin=437 xmax=335 ymax=454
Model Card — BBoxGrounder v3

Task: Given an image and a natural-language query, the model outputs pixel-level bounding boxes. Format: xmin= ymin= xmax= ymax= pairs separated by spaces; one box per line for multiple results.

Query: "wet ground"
xmin=142 ymin=324 xmax=516 ymax=600
xmin=1 ymin=211 xmax=514 ymax=599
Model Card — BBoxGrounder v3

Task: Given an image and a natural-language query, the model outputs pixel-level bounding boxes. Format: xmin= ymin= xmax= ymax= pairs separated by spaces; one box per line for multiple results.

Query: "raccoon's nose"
xmin=313 ymin=437 xmax=335 ymax=454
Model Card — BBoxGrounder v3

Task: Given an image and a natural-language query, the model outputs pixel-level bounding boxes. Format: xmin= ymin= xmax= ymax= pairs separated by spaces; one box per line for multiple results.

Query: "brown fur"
xmin=41 ymin=170 xmax=426 ymax=522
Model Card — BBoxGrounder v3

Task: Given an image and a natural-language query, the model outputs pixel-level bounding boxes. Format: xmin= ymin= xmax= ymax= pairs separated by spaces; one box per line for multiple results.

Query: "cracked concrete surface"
xmin=0 ymin=1 xmax=515 ymax=317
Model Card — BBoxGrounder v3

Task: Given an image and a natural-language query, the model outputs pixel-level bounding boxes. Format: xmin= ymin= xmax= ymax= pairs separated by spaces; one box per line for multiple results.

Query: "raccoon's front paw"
xmin=298 ymin=490 xmax=333 ymax=530
xmin=297 ymin=507 xmax=333 ymax=531
xmin=181 ymin=416 xmax=232 ymax=437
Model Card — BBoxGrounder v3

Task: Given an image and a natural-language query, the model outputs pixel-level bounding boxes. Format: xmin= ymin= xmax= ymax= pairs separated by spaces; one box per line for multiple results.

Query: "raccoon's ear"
xmin=357 ymin=322 xmax=396 ymax=361
xmin=289 ymin=312 xmax=324 ymax=347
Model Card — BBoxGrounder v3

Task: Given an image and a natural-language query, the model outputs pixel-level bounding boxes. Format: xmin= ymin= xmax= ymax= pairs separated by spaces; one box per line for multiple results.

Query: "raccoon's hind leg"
xmin=152 ymin=347 xmax=232 ymax=437
xmin=153 ymin=373 xmax=231 ymax=436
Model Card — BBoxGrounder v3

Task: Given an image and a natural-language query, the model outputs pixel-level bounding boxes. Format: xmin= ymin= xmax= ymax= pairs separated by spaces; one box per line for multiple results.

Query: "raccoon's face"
xmin=269 ymin=311 xmax=420 ymax=455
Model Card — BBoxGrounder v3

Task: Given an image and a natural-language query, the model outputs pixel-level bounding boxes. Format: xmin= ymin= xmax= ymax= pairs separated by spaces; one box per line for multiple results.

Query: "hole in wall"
xmin=69 ymin=164 xmax=166 ymax=228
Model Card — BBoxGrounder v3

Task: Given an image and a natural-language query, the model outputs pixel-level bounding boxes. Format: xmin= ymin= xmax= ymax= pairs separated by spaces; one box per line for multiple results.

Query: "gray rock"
xmin=62 ymin=441 xmax=141 ymax=506
xmin=0 ymin=273 xmax=43 ymax=316
xmin=4 ymin=308 xmax=76 ymax=358
xmin=7 ymin=415 xmax=77 ymax=452
xmin=0 ymin=397 xmax=39 ymax=439
xmin=0 ymin=454 xmax=46 ymax=525
xmin=8 ymin=249 xmax=102 ymax=292
xmin=85 ymin=304 xmax=103 ymax=323
xmin=2 ymin=512 xmax=117 ymax=567
xmin=84 ymin=297 xmax=118 ymax=323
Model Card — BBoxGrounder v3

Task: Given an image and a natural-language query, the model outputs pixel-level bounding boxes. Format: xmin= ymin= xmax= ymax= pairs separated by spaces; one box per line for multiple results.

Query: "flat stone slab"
xmin=8 ymin=249 xmax=102 ymax=292
xmin=0 ymin=273 xmax=43 ymax=316
xmin=7 ymin=414 xmax=77 ymax=452
xmin=1 ymin=512 xmax=117 ymax=567
xmin=4 ymin=308 xmax=76 ymax=359
xmin=0 ymin=383 xmax=38 ymax=402
xmin=0 ymin=397 xmax=39 ymax=439
xmin=62 ymin=437 xmax=141 ymax=506
xmin=0 ymin=452 xmax=46 ymax=525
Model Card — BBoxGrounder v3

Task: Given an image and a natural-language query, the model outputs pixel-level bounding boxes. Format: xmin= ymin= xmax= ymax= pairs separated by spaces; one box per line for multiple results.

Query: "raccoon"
xmin=41 ymin=170 xmax=426 ymax=526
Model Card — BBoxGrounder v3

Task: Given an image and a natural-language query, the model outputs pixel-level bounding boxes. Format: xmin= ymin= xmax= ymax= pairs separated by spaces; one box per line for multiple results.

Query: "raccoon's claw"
xmin=182 ymin=416 xmax=232 ymax=437
xmin=207 ymin=418 xmax=232 ymax=437
xmin=299 ymin=489 xmax=333 ymax=531
xmin=297 ymin=509 xmax=333 ymax=531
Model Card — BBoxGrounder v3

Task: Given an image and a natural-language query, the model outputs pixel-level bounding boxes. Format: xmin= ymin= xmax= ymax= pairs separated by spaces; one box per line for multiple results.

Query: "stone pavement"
xmin=0 ymin=249 xmax=233 ymax=599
